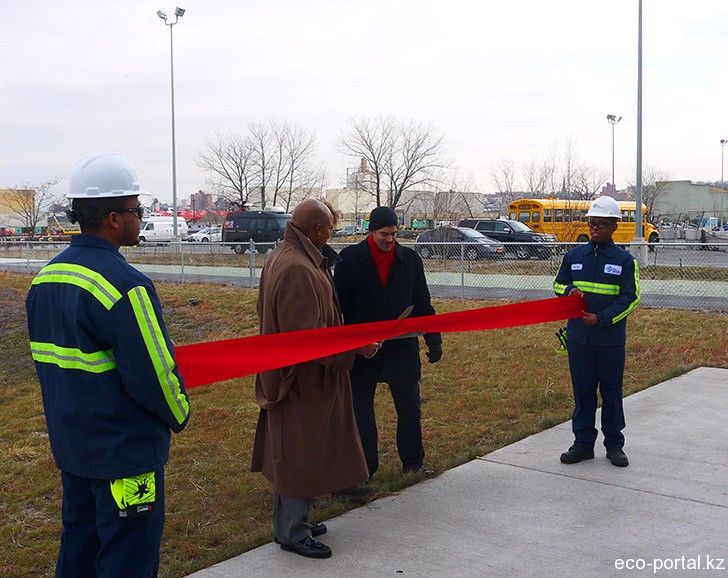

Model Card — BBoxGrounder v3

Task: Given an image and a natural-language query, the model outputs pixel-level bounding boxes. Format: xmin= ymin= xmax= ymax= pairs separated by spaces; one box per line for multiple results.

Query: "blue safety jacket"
xmin=26 ymin=235 xmax=190 ymax=479
xmin=554 ymin=240 xmax=640 ymax=346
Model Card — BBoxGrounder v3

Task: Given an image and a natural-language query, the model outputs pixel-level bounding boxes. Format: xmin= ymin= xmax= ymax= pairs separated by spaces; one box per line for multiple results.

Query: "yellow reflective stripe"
xmin=128 ymin=286 xmax=189 ymax=424
xmin=32 ymin=264 xmax=122 ymax=310
xmin=554 ymin=282 xmax=569 ymax=295
xmin=612 ymin=261 xmax=640 ymax=324
xmin=573 ymin=280 xmax=620 ymax=295
xmin=29 ymin=341 xmax=116 ymax=373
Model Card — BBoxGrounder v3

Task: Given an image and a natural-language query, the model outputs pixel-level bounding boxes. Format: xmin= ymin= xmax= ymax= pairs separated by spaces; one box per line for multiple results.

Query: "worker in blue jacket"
xmin=26 ymin=153 xmax=190 ymax=577
xmin=553 ymin=196 xmax=640 ymax=468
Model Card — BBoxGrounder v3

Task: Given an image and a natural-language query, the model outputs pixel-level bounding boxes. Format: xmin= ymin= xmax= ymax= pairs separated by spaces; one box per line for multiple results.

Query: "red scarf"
xmin=368 ymin=233 xmax=395 ymax=287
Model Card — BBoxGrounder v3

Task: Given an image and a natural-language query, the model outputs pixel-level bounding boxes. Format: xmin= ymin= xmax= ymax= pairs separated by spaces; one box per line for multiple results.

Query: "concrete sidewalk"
xmin=188 ymin=367 xmax=728 ymax=578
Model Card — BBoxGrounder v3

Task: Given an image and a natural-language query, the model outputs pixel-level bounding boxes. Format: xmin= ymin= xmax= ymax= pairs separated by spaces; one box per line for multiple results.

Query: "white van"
xmin=139 ymin=216 xmax=188 ymax=242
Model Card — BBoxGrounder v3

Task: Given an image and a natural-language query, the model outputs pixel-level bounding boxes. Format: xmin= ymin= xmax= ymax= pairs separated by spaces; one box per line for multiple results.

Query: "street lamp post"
xmin=631 ymin=0 xmax=646 ymax=267
xmin=606 ymin=114 xmax=622 ymax=193
xmin=157 ymin=7 xmax=185 ymax=238
xmin=721 ymin=139 xmax=726 ymax=231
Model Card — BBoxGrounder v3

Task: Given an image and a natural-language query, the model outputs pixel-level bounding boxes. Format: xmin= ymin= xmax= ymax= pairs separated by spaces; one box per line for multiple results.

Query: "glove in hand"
xmin=426 ymin=343 xmax=442 ymax=364
xmin=555 ymin=327 xmax=568 ymax=355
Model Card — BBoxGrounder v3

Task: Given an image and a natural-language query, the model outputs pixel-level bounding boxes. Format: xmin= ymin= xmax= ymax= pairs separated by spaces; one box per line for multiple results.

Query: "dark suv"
xmin=222 ymin=210 xmax=292 ymax=253
xmin=415 ymin=226 xmax=504 ymax=260
xmin=457 ymin=218 xmax=556 ymax=260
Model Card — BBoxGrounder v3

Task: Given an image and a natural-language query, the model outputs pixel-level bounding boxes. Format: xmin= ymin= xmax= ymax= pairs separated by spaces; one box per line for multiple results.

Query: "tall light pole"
xmin=606 ymin=114 xmax=622 ymax=193
xmin=634 ymin=0 xmax=644 ymax=243
xmin=628 ymin=0 xmax=647 ymax=267
xmin=157 ymin=7 xmax=185 ymax=237
xmin=720 ymin=139 xmax=727 ymax=231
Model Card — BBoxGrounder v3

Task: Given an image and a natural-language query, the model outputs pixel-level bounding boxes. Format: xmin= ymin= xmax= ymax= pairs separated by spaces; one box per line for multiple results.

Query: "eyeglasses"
xmin=114 ymin=206 xmax=144 ymax=219
xmin=587 ymin=220 xmax=613 ymax=230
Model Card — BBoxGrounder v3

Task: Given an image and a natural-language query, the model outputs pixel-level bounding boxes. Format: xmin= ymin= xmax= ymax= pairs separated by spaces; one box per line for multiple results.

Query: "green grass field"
xmin=1 ymin=270 xmax=726 ymax=577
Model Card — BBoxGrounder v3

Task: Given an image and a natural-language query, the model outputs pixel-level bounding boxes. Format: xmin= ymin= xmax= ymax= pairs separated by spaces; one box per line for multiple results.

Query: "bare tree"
xmin=384 ymin=120 xmax=448 ymax=209
xmin=522 ymin=157 xmax=553 ymax=197
xmin=627 ymin=166 xmax=671 ymax=222
xmin=280 ymin=125 xmax=324 ymax=212
xmin=249 ymin=122 xmax=274 ymax=209
xmin=195 ymin=133 xmax=254 ymax=208
xmin=338 ymin=116 xmax=449 ymax=209
xmin=4 ymin=180 xmax=59 ymax=238
xmin=489 ymin=156 xmax=519 ymax=213
xmin=337 ymin=116 xmax=394 ymax=207
xmin=197 ymin=121 xmax=323 ymax=211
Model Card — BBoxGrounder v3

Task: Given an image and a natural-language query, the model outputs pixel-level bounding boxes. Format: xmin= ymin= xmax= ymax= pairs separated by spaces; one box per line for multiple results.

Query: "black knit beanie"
xmin=368 ymin=206 xmax=398 ymax=231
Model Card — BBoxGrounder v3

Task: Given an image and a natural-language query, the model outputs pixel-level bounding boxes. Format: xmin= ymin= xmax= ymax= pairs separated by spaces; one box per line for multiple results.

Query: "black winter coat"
xmin=334 ymin=239 xmax=441 ymax=383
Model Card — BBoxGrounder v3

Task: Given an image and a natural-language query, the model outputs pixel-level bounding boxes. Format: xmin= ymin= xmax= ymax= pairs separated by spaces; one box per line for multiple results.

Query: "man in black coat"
xmin=334 ymin=206 xmax=442 ymax=478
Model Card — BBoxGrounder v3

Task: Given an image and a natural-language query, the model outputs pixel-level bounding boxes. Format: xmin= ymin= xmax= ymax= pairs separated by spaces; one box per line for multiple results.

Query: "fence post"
xmin=249 ymin=239 xmax=256 ymax=286
xmin=460 ymin=243 xmax=465 ymax=299
xmin=180 ymin=242 xmax=185 ymax=283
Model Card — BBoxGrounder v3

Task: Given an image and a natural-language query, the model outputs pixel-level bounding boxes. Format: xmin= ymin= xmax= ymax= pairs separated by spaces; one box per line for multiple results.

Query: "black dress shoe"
xmin=280 ymin=536 xmax=332 ymax=559
xmin=403 ymin=465 xmax=436 ymax=477
xmin=307 ymin=522 xmax=327 ymax=537
xmin=275 ymin=522 xmax=327 ymax=544
xmin=332 ymin=484 xmax=373 ymax=499
xmin=560 ymin=445 xmax=595 ymax=464
xmin=606 ymin=447 xmax=629 ymax=467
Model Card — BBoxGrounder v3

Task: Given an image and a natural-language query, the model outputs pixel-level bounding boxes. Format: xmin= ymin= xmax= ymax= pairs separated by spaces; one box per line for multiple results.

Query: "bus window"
xmin=509 ymin=212 xmax=517 ymax=220
xmin=573 ymin=209 xmax=581 ymax=222
xmin=621 ymin=210 xmax=629 ymax=222
xmin=530 ymin=211 xmax=540 ymax=222
xmin=554 ymin=209 xmax=563 ymax=223
xmin=564 ymin=209 xmax=572 ymax=222
xmin=518 ymin=211 xmax=530 ymax=223
xmin=544 ymin=209 xmax=552 ymax=222
xmin=630 ymin=210 xmax=636 ymax=222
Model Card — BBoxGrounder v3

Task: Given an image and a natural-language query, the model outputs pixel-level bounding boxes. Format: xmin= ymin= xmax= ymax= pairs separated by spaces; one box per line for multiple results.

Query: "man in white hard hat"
xmin=553 ymin=196 xmax=640 ymax=467
xmin=26 ymin=153 xmax=190 ymax=576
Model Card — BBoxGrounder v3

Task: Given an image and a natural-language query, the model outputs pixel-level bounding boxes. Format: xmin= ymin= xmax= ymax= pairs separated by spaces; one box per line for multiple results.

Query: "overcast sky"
xmin=3 ymin=0 xmax=728 ymax=204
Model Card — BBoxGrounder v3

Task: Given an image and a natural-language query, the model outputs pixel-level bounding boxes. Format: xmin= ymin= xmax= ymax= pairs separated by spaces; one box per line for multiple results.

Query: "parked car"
xmin=187 ymin=225 xmax=222 ymax=242
xmin=457 ymin=218 xmax=557 ymax=259
xmin=334 ymin=225 xmax=366 ymax=237
xmin=222 ymin=210 xmax=292 ymax=253
xmin=415 ymin=227 xmax=504 ymax=260
xmin=139 ymin=216 xmax=188 ymax=242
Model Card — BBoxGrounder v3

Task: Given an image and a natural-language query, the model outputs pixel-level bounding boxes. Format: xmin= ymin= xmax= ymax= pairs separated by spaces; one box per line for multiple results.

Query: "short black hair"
xmin=68 ymin=197 xmax=128 ymax=233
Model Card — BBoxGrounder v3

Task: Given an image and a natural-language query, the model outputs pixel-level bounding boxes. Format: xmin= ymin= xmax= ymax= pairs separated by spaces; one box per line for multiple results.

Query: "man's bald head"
xmin=291 ymin=199 xmax=334 ymax=250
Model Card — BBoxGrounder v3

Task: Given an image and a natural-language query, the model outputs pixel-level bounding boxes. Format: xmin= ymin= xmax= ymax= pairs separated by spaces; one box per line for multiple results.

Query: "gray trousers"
xmin=273 ymin=493 xmax=313 ymax=545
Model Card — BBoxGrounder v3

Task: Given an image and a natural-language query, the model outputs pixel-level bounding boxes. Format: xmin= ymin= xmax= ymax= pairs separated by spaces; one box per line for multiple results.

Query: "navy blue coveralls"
xmin=554 ymin=239 xmax=640 ymax=450
xmin=26 ymin=235 xmax=190 ymax=578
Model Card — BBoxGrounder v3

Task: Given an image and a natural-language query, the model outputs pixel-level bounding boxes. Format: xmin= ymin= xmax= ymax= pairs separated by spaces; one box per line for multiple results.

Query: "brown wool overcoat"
xmin=251 ymin=223 xmax=369 ymax=498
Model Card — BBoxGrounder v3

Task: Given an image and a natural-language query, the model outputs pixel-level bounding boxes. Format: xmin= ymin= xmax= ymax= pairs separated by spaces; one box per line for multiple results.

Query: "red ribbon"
xmin=175 ymin=295 xmax=583 ymax=389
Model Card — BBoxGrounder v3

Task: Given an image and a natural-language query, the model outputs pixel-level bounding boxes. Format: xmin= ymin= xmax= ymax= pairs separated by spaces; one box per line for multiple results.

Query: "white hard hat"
xmin=68 ymin=153 xmax=151 ymax=206
xmin=586 ymin=196 xmax=621 ymax=218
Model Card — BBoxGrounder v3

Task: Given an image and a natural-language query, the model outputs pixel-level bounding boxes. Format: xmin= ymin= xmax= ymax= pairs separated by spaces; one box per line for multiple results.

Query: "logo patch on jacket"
xmin=571 ymin=263 xmax=583 ymax=270
xmin=604 ymin=264 xmax=622 ymax=275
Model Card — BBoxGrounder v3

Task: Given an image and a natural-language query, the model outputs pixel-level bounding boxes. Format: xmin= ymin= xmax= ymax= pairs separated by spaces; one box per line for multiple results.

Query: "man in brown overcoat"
xmin=251 ymin=199 xmax=379 ymax=559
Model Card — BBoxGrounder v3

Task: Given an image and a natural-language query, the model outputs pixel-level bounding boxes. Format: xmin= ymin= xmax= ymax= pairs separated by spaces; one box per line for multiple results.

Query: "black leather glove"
xmin=426 ymin=343 xmax=442 ymax=364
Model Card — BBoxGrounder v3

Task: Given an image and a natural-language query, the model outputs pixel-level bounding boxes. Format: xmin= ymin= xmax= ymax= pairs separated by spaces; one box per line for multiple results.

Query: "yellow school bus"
xmin=507 ymin=198 xmax=659 ymax=244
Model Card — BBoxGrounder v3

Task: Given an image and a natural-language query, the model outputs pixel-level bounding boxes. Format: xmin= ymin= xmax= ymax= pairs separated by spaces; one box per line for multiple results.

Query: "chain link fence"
xmin=1 ymin=239 xmax=726 ymax=311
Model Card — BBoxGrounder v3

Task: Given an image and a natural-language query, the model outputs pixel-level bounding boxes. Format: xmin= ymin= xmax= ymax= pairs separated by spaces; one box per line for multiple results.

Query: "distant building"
xmin=0 ymin=188 xmax=34 ymax=231
xmin=652 ymin=180 xmax=726 ymax=222
xmin=190 ymin=190 xmax=213 ymax=211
